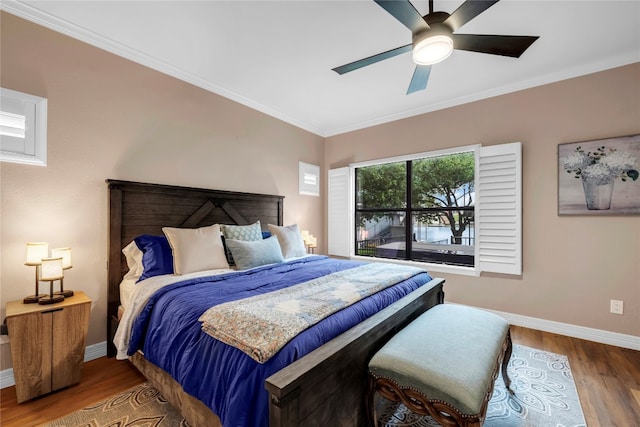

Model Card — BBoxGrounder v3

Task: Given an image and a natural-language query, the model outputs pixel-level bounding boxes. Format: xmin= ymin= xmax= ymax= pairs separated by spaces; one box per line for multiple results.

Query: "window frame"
xmin=0 ymin=88 xmax=48 ymax=166
xmin=351 ymin=145 xmax=479 ymax=275
xmin=328 ymin=142 xmax=522 ymax=277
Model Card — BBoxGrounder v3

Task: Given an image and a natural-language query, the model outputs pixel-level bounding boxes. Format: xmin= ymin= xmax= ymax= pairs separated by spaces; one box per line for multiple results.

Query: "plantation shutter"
xmin=328 ymin=167 xmax=351 ymax=257
xmin=476 ymin=142 xmax=522 ymax=275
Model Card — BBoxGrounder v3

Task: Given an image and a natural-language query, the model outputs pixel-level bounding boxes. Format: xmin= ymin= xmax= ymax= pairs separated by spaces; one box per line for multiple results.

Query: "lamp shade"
xmin=25 ymin=242 xmax=48 ymax=265
xmin=40 ymin=257 xmax=64 ymax=281
xmin=51 ymin=247 xmax=72 ymax=269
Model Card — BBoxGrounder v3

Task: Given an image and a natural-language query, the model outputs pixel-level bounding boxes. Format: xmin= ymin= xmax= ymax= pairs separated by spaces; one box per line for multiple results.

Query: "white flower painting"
xmin=558 ymin=134 xmax=640 ymax=215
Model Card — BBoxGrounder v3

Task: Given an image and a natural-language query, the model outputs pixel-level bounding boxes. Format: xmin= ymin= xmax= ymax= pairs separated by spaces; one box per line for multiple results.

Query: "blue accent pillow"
xmin=134 ymin=235 xmax=174 ymax=282
xmin=225 ymin=236 xmax=284 ymax=270
xmin=262 ymin=231 xmax=271 ymax=239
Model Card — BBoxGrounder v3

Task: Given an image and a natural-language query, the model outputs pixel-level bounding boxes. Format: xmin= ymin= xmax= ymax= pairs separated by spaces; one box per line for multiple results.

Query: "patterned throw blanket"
xmin=199 ymin=263 xmax=424 ymax=363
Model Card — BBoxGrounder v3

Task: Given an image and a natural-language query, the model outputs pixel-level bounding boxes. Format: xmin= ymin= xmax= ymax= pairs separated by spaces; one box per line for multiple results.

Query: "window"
xmin=299 ymin=161 xmax=320 ymax=196
xmin=328 ymin=142 xmax=521 ymax=276
xmin=355 ymin=149 xmax=475 ymax=267
xmin=0 ymin=88 xmax=48 ymax=166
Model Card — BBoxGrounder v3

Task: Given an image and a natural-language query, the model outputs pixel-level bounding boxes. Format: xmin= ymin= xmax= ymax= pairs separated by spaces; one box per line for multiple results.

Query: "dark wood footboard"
xmin=265 ymin=277 xmax=445 ymax=426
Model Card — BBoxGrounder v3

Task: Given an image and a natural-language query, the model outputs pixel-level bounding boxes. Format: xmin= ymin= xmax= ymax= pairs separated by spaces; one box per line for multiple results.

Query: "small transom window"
xmin=0 ymin=88 xmax=48 ymax=166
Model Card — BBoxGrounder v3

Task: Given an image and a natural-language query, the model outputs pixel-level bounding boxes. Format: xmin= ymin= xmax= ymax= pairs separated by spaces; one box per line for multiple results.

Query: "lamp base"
xmin=38 ymin=294 xmax=65 ymax=305
xmin=23 ymin=294 xmax=40 ymax=304
xmin=54 ymin=290 xmax=74 ymax=298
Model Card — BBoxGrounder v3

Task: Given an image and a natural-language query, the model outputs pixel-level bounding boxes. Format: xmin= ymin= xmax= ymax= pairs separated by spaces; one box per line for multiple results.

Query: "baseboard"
xmin=485 ymin=308 xmax=640 ymax=351
xmin=84 ymin=341 xmax=108 ymax=362
xmin=0 ymin=368 xmax=14 ymax=390
xmin=0 ymin=341 xmax=107 ymax=389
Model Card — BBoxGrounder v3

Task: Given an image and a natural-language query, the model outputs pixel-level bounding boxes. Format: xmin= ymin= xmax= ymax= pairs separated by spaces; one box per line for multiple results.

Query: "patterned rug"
xmin=378 ymin=344 xmax=587 ymax=427
xmin=41 ymin=383 xmax=190 ymax=427
xmin=42 ymin=345 xmax=585 ymax=427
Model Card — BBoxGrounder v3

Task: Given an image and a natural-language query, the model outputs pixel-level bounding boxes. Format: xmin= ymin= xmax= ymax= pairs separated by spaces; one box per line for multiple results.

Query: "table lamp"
xmin=51 ymin=247 xmax=74 ymax=297
xmin=23 ymin=242 xmax=48 ymax=303
xmin=38 ymin=257 xmax=65 ymax=305
xmin=301 ymin=231 xmax=317 ymax=254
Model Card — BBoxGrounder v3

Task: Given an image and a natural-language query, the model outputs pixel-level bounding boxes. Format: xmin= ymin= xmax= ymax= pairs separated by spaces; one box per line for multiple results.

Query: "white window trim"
xmin=328 ymin=142 xmax=522 ymax=277
xmin=350 ymin=144 xmax=480 ymax=168
xmin=0 ymin=88 xmax=48 ymax=166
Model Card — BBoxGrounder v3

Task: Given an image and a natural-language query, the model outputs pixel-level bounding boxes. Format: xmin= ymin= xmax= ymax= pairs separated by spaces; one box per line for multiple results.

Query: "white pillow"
xmin=162 ymin=224 xmax=229 ymax=274
xmin=122 ymin=240 xmax=143 ymax=281
xmin=267 ymin=224 xmax=307 ymax=259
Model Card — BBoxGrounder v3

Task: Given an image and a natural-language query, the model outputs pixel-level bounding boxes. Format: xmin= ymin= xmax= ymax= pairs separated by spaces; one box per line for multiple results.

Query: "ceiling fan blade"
xmin=445 ymin=0 xmax=500 ymax=32
xmin=452 ymin=34 xmax=539 ymax=57
xmin=374 ymin=0 xmax=429 ymax=33
xmin=407 ymin=64 xmax=431 ymax=94
xmin=332 ymin=44 xmax=412 ymax=75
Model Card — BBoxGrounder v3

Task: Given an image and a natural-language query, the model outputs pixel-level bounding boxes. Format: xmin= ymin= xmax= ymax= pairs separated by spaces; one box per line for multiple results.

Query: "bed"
xmin=107 ymin=179 xmax=445 ymax=427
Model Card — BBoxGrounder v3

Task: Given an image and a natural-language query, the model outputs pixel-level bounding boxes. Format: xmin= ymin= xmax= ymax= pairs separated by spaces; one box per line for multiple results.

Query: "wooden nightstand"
xmin=6 ymin=291 xmax=91 ymax=403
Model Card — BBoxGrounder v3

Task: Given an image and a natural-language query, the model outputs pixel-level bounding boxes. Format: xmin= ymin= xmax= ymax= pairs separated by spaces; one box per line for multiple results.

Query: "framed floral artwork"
xmin=558 ymin=134 xmax=639 ymax=215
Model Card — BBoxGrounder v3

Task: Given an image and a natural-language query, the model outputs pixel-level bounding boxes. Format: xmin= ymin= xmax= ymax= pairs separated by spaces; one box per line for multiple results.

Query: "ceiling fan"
xmin=332 ymin=0 xmax=539 ymax=94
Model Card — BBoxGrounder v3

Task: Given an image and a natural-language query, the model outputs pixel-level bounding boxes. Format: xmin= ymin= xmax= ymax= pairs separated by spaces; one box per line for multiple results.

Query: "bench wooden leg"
xmin=367 ymin=374 xmax=378 ymax=427
xmin=369 ymin=375 xmax=479 ymax=426
xmin=502 ymin=329 xmax=513 ymax=393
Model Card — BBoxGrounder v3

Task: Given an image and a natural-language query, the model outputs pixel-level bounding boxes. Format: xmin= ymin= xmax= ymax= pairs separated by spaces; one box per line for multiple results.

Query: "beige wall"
xmin=0 ymin=13 xmax=325 ymax=370
xmin=325 ymin=63 xmax=640 ymax=338
xmin=1 ymin=12 xmax=638 ymax=375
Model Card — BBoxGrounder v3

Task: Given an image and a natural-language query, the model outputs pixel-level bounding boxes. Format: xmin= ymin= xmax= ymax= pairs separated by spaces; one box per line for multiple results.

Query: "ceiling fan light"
xmin=412 ymin=34 xmax=454 ymax=65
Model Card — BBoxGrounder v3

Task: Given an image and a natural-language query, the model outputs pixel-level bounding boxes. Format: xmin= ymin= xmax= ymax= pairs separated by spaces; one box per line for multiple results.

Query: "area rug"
xmin=41 ymin=382 xmax=190 ymax=427
xmin=43 ymin=345 xmax=585 ymax=427
xmin=378 ymin=344 xmax=587 ymax=427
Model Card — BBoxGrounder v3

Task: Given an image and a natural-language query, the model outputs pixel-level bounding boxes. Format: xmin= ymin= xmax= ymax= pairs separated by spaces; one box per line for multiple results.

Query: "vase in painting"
xmin=581 ymin=176 xmax=614 ymax=210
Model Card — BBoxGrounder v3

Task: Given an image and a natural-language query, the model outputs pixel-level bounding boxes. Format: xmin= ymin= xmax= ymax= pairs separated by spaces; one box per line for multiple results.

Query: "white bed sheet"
xmin=115 ymin=268 xmax=233 ymax=359
xmin=119 ymin=277 xmax=138 ymax=312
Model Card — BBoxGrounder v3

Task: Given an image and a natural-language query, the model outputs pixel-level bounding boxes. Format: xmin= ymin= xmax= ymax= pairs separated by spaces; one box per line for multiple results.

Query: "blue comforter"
xmin=128 ymin=256 xmax=433 ymax=427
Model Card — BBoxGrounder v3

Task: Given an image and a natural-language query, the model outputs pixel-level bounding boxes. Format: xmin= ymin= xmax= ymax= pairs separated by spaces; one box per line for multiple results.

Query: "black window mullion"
xmin=405 ymin=160 xmax=412 ymax=260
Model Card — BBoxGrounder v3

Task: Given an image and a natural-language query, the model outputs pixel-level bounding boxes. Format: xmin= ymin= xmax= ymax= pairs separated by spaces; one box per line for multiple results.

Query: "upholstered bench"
xmin=367 ymin=304 xmax=512 ymax=427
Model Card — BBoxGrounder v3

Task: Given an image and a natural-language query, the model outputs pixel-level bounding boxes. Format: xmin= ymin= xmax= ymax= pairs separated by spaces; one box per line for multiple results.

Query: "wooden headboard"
xmin=106 ymin=179 xmax=284 ymax=357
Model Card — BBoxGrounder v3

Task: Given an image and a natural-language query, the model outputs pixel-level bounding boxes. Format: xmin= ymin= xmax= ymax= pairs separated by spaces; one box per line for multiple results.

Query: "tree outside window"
xmin=355 ymin=151 xmax=475 ymax=267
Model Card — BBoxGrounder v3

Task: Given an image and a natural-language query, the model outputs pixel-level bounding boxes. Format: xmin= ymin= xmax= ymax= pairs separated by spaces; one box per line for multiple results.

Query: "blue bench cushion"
xmin=369 ymin=304 xmax=509 ymax=415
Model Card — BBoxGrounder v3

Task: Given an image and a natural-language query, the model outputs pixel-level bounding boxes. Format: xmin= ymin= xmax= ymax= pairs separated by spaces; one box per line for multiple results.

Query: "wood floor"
xmin=1 ymin=326 xmax=639 ymax=426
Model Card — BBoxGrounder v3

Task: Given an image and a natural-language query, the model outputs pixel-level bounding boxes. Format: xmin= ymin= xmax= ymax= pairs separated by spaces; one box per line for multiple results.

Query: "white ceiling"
xmin=3 ymin=1 xmax=639 ymax=137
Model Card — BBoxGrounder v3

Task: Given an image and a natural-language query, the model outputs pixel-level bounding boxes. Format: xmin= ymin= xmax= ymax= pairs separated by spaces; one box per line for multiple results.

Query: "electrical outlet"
xmin=610 ymin=299 xmax=624 ymax=315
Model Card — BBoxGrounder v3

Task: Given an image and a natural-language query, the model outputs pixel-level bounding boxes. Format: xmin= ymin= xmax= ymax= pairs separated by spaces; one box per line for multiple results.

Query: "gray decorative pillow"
xmin=225 ymin=236 xmax=285 ymax=270
xmin=221 ymin=221 xmax=263 ymax=241
xmin=267 ymin=224 xmax=307 ymax=259
xmin=221 ymin=221 xmax=263 ymax=265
